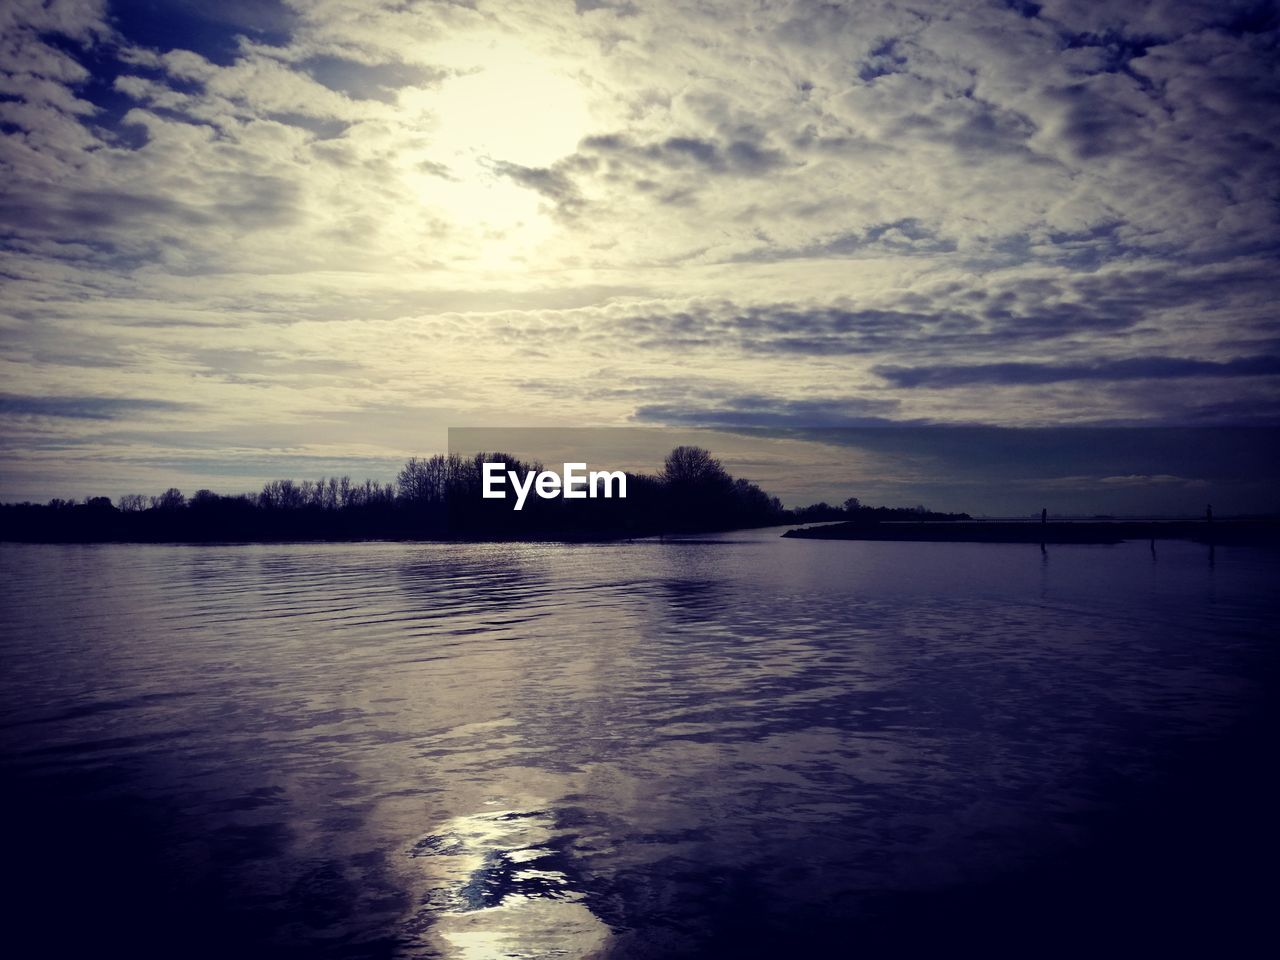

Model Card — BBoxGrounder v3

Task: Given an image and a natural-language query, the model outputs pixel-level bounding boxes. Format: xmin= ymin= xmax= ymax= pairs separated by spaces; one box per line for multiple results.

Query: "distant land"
xmin=0 ymin=447 xmax=967 ymax=544
xmin=782 ymin=519 xmax=1280 ymax=546
xmin=7 ymin=445 xmax=1274 ymax=547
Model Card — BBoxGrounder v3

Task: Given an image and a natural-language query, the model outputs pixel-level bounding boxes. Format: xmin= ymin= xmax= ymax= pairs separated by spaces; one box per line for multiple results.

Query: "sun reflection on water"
xmin=410 ymin=803 xmax=612 ymax=959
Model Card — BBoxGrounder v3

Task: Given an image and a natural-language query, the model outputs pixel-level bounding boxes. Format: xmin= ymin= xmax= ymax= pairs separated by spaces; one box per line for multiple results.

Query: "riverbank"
xmin=782 ymin=519 xmax=1280 ymax=545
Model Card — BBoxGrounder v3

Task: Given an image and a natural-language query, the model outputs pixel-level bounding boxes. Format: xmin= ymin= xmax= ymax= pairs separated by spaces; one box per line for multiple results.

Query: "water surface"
xmin=1 ymin=532 xmax=1276 ymax=957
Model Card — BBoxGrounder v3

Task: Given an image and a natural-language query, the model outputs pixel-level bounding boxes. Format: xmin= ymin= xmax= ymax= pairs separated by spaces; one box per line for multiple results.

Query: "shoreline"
xmin=782 ymin=519 xmax=1280 ymax=545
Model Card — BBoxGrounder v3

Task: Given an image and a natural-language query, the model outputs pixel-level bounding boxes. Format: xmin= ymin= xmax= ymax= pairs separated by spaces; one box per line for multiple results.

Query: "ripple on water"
xmin=0 ymin=538 xmax=1275 ymax=957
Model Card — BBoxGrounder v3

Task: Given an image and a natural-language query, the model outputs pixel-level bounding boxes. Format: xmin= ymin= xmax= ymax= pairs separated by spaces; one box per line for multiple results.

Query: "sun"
xmin=399 ymin=41 xmax=594 ymax=266
xmin=430 ymin=47 xmax=592 ymax=169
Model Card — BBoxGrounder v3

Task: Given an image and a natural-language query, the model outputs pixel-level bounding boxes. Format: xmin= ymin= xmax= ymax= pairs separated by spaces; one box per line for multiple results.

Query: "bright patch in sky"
xmin=430 ymin=46 xmax=591 ymax=168
xmin=395 ymin=41 xmax=592 ymax=265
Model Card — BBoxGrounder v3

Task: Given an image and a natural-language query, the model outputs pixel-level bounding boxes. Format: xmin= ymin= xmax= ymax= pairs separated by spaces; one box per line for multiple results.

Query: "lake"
xmin=1 ymin=531 xmax=1276 ymax=958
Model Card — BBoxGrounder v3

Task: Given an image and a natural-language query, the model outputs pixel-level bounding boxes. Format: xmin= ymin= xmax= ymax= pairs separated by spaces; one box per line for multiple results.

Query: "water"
xmin=1 ymin=531 xmax=1277 ymax=957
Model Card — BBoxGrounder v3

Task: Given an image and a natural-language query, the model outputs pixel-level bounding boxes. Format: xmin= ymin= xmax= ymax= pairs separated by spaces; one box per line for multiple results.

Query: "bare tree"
xmin=661 ymin=446 xmax=730 ymax=488
xmin=117 ymin=493 xmax=147 ymax=512
xmin=397 ymin=457 xmax=434 ymax=504
xmin=151 ymin=488 xmax=185 ymax=510
xmin=258 ymin=479 xmax=304 ymax=509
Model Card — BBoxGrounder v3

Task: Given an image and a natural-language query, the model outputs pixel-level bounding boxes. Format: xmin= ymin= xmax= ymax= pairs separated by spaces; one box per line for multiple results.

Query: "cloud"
xmin=580 ymin=131 xmax=792 ymax=177
xmin=489 ymin=160 xmax=585 ymax=216
xmin=876 ymin=355 xmax=1280 ymax=388
xmin=0 ymin=392 xmax=194 ymax=419
xmin=1097 ymin=473 xmax=1208 ymax=487
xmin=300 ymin=54 xmax=443 ymax=103
xmin=633 ymin=394 xmax=904 ymax=429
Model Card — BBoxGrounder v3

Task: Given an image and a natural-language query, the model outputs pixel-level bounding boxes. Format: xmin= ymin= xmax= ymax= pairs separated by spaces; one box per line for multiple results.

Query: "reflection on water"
xmin=411 ymin=804 xmax=611 ymax=959
xmin=0 ymin=532 xmax=1276 ymax=957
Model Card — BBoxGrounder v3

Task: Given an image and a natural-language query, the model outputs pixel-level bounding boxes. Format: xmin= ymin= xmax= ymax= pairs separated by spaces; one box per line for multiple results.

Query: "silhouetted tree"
xmin=190 ymin=489 xmax=219 ymax=508
xmin=398 ymin=456 xmax=452 ymax=505
xmin=0 ymin=446 xmax=965 ymax=543
xmin=662 ymin=446 xmax=730 ymax=488
xmin=152 ymin=488 xmax=185 ymax=511
xmin=659 ymin=446 xmax=768 ymax=532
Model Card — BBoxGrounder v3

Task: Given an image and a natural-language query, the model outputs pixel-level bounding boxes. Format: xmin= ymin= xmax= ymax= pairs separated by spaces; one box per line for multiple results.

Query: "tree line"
xmin=0 ymin=446 xmax=967 ymax=543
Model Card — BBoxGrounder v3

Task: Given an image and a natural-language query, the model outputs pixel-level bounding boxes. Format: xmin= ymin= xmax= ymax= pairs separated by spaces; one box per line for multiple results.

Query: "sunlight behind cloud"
xmin=397 ymin=40 xmax=593 ymax=266
xmin=427 ymin=47 xmax=591 ymax=168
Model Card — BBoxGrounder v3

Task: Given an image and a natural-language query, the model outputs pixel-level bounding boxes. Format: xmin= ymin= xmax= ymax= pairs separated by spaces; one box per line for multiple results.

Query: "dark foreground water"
xmin=1 ymin=532 xmax=1277 ymax=958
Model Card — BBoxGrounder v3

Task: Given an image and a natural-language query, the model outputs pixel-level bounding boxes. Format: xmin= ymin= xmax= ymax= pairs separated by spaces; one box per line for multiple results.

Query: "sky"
xmin=1 ymin=0 xmax=1278 ymax=507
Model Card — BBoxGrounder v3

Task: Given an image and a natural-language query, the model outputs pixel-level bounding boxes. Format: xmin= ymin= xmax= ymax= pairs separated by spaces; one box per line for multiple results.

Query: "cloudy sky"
xmin=1 ymin=0 xmax=1277 ymax=503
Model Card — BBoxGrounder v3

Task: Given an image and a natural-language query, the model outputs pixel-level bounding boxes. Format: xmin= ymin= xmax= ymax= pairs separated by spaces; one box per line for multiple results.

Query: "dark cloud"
xmin=594 ymin=298 xmax=1125 ymax=358
xmin=0 ymin=189 xmax=197 ymax=233
xmin=496 ymin=128 xmax=788 ymax=212
xmin=1159 ymin=395 xmax=1280 ymax=425
xmin=707 ymin=426 xmax=1280 ymax=486
xmin=479 ymin=257 xmax=1276 ymax=365
xmin=300 ymin=55 xmax=442 ymax=104
xmin=944 ymin=100 xmax=1040 ymax=156
xmin=579 ymin=130 xmax=791 ymax=178
xmin=1047 ymin=82 xmax=1144 ymax=159
xmin=188 ymin=348 xmax=363 ymax=384
xmin=881 ymin=91 xmax=1044 ymax=161
xmin=578 ymin=303 xmax=967 ymax=357
xmin=1002 ymin=1 xmax=1043 ymax=19
xmin=574 ymin=0 xmax=640 ymax=16
xmin=0 ymin=393 xmax=195 ymax=420
xmin=858 ymin=38 xmax=909 ymax=82
xmin=875 ymin=355 xmax=1280 ymax=388
xmin=0 ymin=176 xmax=303 ymax=253
xmin=633 ymin=394 xmax=903 ymax=428
xmin=264 ymin=112 xmax=350 ymax=139
xmin=731 ymin=218 xmax=956 ymax=263
xmin=663 ymin=137 xmax=718 ymax=166
xmin=489 ymin=160 xmax=584 ymax=215
xmin=724 ymin=138 xmax=788 ymax=173
xmin=1061 ymin=28 xmax=1162 ymax=75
